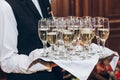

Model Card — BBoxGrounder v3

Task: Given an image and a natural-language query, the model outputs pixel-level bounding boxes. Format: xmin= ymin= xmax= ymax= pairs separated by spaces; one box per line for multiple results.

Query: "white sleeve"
xmin=0 ymin=0 xmax=49 ymax=74
xmin=0 ymin=0 xmax=4 ymax=67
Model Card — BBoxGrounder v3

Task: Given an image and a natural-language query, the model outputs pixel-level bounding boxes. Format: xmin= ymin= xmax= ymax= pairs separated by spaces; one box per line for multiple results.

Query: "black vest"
xmin=6 ymin=0 xmax=52 ymax=55
xmin=5 ymin=0 xmax=63 ymax=80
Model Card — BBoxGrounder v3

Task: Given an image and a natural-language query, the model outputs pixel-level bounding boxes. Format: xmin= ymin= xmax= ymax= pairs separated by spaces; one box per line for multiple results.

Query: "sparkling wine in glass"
xmin=38 ymin=18 xmax=49 ymax=57
xmin=98 ymin=18 xmax=110 ymax=54
xmin=93 ymin=17 xmax=103 ymax=53
xmin=62 ymin=29 xmax=74 ymax=59
xmin=80 ymin=27 xmax=95 ymax=59
xmin=47 ymin=31 xmax=57 ymax=57
xmin=81 ymin=28 xmax=94 ymax=46
xmin=80 ymin=16 xmax=95 ymax=59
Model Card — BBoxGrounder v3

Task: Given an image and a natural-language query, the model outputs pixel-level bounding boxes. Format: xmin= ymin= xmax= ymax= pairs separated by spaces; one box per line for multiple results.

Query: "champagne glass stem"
xmin=64 ymin=43 xmax=68 ymax=60
xmin=96 ymin=37 xmax=101 ymax=53
xmin=43 ymin=41 xmax=47 ymax=57
xmin=84 ymin=42 xmax=92 ymax=59
xmin=102 ymin=40 xmax=106 ymax=54
xmin=83 ymin=45 xmax=89 ymax=59
xmin=50 ymin=44 xmax=54 ymax=59
xmin=64 ymin=43 xmax=70 ymax=60
xmin=87 ymin=40 xmax=94 ymax=56
xmin=88 ymin=44 xmax=91 ymax=54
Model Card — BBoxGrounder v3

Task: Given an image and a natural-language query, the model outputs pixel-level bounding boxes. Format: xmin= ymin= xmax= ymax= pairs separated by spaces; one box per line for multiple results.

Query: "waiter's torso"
xmin=6 ymin=0 xmax=52 ymax=55
xmin=5 ymin=0 xmax=62 ymax=80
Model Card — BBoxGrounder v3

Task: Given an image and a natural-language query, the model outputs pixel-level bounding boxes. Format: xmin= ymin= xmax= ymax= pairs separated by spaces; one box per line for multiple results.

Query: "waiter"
xmin=0 ymin=0 xmax=63 ymax=80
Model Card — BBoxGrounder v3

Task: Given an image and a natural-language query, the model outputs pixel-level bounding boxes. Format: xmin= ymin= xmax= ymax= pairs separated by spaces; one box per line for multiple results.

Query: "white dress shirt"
xmin=0 ymin=0 xmax=51 ymax=74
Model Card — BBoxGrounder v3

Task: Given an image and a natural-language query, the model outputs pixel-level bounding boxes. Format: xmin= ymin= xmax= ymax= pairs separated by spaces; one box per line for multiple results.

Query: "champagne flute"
xmin=80 ymin=16 xmax=95 ymax=59
xmin=93 ymin=17 xmax=103 ymax=53
xmin=53 ymin=17 xmax=68 ymax=59
xmin=62 ymin=18 xmax=74 ymax=60
xmin=98 ymin=18 xmax=110 ymax=54
xmin=72 ymin=17 xmax=83 ymax=56
xmin=38 ymin=18 xmax=49 ymax=57
xmin=47 ymin=19 xmax=58 ymax=59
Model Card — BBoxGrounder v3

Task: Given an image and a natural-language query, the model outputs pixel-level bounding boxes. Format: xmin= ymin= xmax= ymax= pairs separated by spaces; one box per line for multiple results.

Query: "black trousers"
xmin=6 ymin=67 xmax=63 ymax=80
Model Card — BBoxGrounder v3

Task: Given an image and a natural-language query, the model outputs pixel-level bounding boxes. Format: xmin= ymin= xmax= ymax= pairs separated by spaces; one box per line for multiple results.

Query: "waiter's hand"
xmin=46 ymin=62 xmax=58 ymax=71
xmin=27 ymin=58 xmax=57 ymax=72
xmin=49 ymin=62 xmax=57 ymax=68
xmin=62 ymin=69 xmax=73 ymax=80
xmin=28 ymin=49 xmax=56 ymax=70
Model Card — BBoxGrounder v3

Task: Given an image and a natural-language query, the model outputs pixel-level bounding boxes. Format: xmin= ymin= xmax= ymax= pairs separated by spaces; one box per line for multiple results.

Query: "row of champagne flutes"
xmin=38 ymin=16 xmax=110 ymax=60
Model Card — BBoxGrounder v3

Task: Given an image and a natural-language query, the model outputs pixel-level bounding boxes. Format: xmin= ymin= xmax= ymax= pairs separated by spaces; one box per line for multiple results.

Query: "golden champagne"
xmin=63 ymin=30 xmax=74 ymax=43
xmin=74 ymin=26 xmax=80 ymax=39
xmin=81 ymin=28 xmax=94 ymax=45
xmin=38 ymin=28 xmax=48 ymax=42
xmin=47 ymin=32 xmax=57 ymax=45
xmin=94 ymin=25 xmax=103 ymax=37
xmin=98 ymin=28 xmax=109 ymax=41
